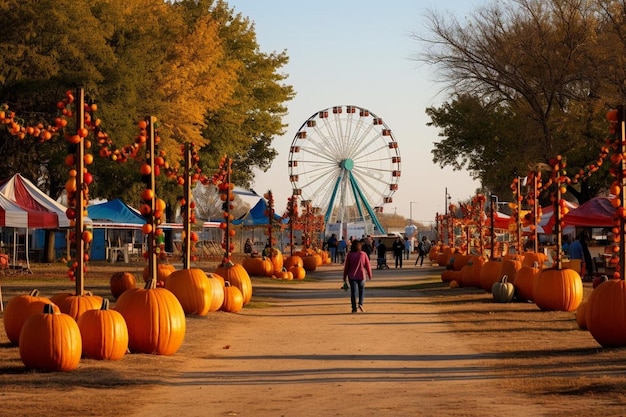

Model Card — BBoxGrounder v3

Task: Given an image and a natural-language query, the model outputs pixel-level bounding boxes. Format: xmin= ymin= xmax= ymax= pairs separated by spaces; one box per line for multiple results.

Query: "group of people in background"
xmin=326 ymin=233 xmax=432 ymax=267
xmin=325 ymin=234 xmax=374 ymax=263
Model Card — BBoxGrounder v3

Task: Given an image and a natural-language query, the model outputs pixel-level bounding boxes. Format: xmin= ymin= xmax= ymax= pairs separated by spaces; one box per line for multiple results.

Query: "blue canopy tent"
xmin=87 ymin=199 xmax=145 ymax=261
xmin=232 ymin=198 xmax=289 ymax=253
xmin=232 ymin=198 xmax=286 ymax=226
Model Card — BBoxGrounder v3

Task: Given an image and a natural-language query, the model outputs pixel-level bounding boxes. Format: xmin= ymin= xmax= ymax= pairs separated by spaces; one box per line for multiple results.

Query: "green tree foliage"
xmin=417 ymin=0 xmax=616 ymax=203
xmin=196 ymin=0 xmax=295 ymax=187
xmin=0 ymin=0 xmax=293 ymax=206
xmin=0 ymin=0 xmax=116 ymax=196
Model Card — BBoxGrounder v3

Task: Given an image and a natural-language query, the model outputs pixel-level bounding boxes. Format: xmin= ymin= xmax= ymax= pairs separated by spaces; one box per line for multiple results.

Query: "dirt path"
xmin=130 ymin=264 xmax=547 ymax=417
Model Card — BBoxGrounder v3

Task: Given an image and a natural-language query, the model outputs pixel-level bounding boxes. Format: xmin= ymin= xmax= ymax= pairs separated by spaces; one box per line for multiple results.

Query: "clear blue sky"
xmin=227 ymin=0 xmax=481 ymax=225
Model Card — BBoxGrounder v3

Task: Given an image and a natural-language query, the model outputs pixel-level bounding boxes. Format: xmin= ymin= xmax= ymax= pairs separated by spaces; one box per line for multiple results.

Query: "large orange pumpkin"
xmin=206 ymin=272 xmax=225 ymax=312
xmin=77 ymin=299 xmax=128 ymax=361
xmin=284 ymin=255 xmax=304 ymax=269
xmin=514 ymin=264 xmax=541 ymax=302
xmin=215 ymin=262 xmax=252 ymax=305
xmin=270 ymin=248 xmax=284 ymax=272
xmin=3 ymin=289 xmax=60 ymax=345
xmin=19 ymin=304 xmax=82 ymax=372
xmin=166 ymin=268 xmax=214 ymax=316
xmin=142 ymin=263 xmax=176 ymax=283
xmin=534 ymin=268 xmax=582 ymax=312
xmin=51 ymin=291 xmax=103 ymax=321
xmin=451 ymin=254 xmax=471 ymax=271
xmin=441 ymin=269 xmax=463 ymax=283
xmin=289 ymin=265 xmax=306 ymax=280
xmin=460 ymin=256 xmax=485 ymax=288
xmin=221 ymin=282 xmax=244 ymax=313
xmin=115 ymin=279 xmax=186 ymax=355
xmin=585 ymin=279 xmax=626 ymax=347
xmin=522 ymin=252 xmax=546 ymax=268
xmin=500 ymin=259 xmax=522 ymax=285
xmin=479 ymin=260 xmax=503 ymax=292
xmin=302 ymin=256 xmax=318 ymax=272
xmin=242 ymin=256 xmax=273 ymax=277
xmin=110 ymin=271 xmax=136 ymax=299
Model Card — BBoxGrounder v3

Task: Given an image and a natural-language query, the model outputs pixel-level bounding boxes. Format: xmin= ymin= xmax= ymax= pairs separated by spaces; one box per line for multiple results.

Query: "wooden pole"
xmin=490 ymin=194 xmax=496 ymax=261
xmin=146 ymin=116 xmax=157 ymax=283
xmin=74 ymin=87 xmax=85 ymax=296
xmin=223 ymin=157 xmax=231 ymax=262
xmin=182 ymin=142 xmax=191 ymax=269
xmin=516 ymin=177 xmax=522 ymax=254
xmin=555 ymin=164 xmax=563 ymax=270
xmin=533 ymin=174 xmax=539 ymax=253
xmin=267 ymin=191 xmax=273 ymax=254
xmin=617 ymin=105 xmax=626 ymax=280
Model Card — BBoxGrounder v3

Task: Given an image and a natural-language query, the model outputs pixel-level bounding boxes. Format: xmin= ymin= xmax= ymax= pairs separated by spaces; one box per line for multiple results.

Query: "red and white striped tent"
xmin=0 ymin=173 xmax=70 ymax=228
xmin=0 ymin=192 xmax=57 ymax=228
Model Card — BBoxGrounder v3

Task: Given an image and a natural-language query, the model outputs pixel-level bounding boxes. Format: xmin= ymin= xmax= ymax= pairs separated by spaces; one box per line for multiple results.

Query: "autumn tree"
xmin=0 ymin=0 xmax=293 ymax=205
xmin=0 ymin=0 xmax=116 ymax=197
xmin=193 ymin=0 xmax=295 ymax=187
xmin=416 ymin=0 xmax=611 ymax=202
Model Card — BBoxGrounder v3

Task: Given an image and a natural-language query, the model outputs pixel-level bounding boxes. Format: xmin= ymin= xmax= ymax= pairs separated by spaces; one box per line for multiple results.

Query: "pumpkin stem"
xmin=145 ymin=279 xmax=158 ymax=290
xmin=29 ymin=289 xmax=40 ymax=297
xmin=100 ymin=298 xmax=110 ymax=310
xmin=43 ymin=303 xmax=55 ymax=314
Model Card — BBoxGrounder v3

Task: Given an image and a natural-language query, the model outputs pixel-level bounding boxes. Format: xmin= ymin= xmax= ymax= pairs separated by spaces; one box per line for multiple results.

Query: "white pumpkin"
xmin=492 ymin=275 xmax=515 ymax=303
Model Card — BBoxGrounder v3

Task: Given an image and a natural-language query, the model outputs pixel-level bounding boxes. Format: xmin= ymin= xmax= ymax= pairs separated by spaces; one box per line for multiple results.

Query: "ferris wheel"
xmin=288 ymin=105 xmax=401 ymax=235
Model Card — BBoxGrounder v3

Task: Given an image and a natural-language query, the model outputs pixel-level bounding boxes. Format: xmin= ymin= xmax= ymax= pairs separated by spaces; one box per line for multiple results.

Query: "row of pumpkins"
xmin=241 ymin=249 xmax=331 ymax=280
xmin=2 ymin=262 xmax=253 ymax=372
xmin=434 ymin=246 xmax=578 ymax=311
xmin=434 ymin=245 xmax=626 ymax=348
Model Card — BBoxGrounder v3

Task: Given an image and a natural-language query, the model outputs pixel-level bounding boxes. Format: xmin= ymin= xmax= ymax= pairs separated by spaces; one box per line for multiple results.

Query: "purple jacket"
xmin=343 ymin=251 xmax=372 ymax=281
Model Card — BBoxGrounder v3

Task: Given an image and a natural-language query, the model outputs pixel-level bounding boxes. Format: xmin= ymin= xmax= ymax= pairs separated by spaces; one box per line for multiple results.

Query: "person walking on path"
xmin=360 ymin=236 xmax=372 ymax=259
xmin=392 ymin=236 xmax=404 ymax=268
xmin=326 ymin=233 xmax=338 ymax=263
xmin=376 ymin=238 xmax=388 ymax=269
xmin=415 ymin=236 xmax=431 ymax=266
xmin=404 ymin=237 xmax=411 ymax=260
xmin=343 ymin=240 xmax=373 ymax=313
xmin=337 ymin=236 xmax=348 ymax=263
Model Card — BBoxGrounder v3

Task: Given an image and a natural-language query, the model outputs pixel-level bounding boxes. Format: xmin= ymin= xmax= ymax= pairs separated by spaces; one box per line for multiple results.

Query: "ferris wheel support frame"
xmin=350 ymin=171 xmax=385 ymax=234
xmin=325 ymin=173 xmax=342 ymax=225
xmin=324 ymin=170 xmax=386 ymax=235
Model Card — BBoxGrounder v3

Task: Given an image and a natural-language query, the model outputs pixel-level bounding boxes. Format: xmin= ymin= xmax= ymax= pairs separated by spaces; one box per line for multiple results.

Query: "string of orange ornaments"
xmin=263 ymin=190 xmax=276 ymax=249
xmin=61 ymin=92 xmax=100 ymax=280
xmin=135 ymin=119 xmax=171 ymax=261
xmin=213 ymin=156 xmax=236 ymax=264
xmin=280 ymin=195 xmax=299 ymax=255
xmin=178 ymin=143 xmax=202 ymax=261
xmin=605 ymin=109 xmax=624 ymax=278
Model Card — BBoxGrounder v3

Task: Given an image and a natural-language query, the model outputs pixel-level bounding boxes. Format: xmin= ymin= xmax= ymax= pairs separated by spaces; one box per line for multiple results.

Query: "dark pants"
xmin=349 ymin=278 xmax=365 ymax=312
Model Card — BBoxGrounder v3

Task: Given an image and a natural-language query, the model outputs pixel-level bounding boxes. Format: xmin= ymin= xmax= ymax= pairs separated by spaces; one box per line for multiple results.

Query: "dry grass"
xmin=408 ymin=281 xmax=626 ymax=416
xmin=1 ymin=262 xmax=626 ymax=417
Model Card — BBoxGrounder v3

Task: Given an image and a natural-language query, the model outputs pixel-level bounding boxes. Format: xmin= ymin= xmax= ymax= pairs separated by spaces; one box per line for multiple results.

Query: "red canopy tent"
xmin=0 ymin=173 xmax=67 ymax=228
xmin=0 ymin=192 xmax=58 ymax=228
xmin=535 ymin=200 xmax=579 ymax=234
xmin=485 ymin=212 xmax=512 ymax=229
xmin=562 ymin=197 xmax=615 ymax=228
xmin=486 ymin=202 xmax=578 ymax=235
